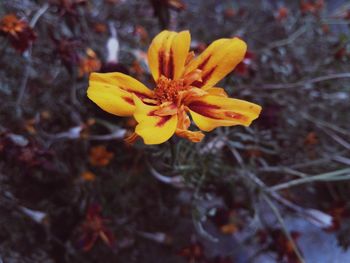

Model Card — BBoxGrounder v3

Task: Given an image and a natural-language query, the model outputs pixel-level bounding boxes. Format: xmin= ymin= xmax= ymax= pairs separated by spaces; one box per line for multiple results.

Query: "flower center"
xmin=154 ymin=75 xmax=187 ymax=103
xmin=154 ymin=69 xmax=203 ymax=104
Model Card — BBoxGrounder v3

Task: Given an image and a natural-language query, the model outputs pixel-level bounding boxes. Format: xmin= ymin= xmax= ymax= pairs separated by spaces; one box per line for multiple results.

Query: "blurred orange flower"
xmin=80 ymin=171 xmax=96 ymax=181
xmin=224 ymin=7 xmax=236 ymax=18
xmin=0 ymin=14 xmax=27 ymax=37
xmin=88 ymin=30 xmax=262 ymax=144
xmin=89 ymin=145 xmax=114 ymax=166
xmin=134 ymin=25 xmax=149 ymax=43
xmin=93 ymin=22 xmax=108 ymax=34
xmin=0 ymin=14 xmax=36 ymax=52
xmin=275 ymin=7 xmax=289 ymax=21
xmin=304 ymin=131 xmax=318 ymax=146
xmin=79 ymin=48 xmax=101 ymax=77
xmin=24 ymin=118 xmax=37 ymax=135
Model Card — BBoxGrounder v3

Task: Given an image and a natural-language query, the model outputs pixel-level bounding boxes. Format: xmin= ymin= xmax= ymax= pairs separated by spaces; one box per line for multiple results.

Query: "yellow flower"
xmin=87 ymin=30 xmax=262 ymax=145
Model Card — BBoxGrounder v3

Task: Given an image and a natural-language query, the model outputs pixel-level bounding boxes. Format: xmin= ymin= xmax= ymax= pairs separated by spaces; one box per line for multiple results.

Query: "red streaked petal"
xmin=148 ymin=30 xmax=191 ymax=81
xmin=133 ymin=95 xmax=178 ymax=144
xmin=184 ymin=37 xmax=247 ymax=89
xmin=87 ymin=72 xmax=154 ymax=116
xmin=187 ymin=95 xmax=262 ymax=131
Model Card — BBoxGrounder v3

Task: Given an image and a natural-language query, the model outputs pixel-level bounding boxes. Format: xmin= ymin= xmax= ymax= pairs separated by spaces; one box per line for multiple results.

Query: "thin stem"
xmin=15 ymin=3 xmax=49 ymax=114
xmin=70 ymin=69 xmax=78 ymax=105
xmin=169 ymin=137 xmax=176 ymax=167
xmin=29 ymin=3 xmax=49 ymax=28
xmin=15 ymin=52 xmax=31 ymax=115
xmin=262 ymin=194 xmax=305 ymax=263
xmin=265 ymin=26 xmax=307 ymax=50
xmin=270 ymin=168 xmax=350 ymax=191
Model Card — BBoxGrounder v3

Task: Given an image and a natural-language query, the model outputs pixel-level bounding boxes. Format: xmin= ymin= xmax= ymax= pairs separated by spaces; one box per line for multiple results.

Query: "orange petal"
xmin=176 ymin=129 xmax=204 ymax=143
xmin=148 ymin=30 xmax=191 ymax=81
xmin=184 ymin=37 xmax=247 ymax=89
xmin=133 ymin=95 xmax=178 ymax=144
xmin=87 ymin=72 xmax=154 ymax=116
xmin=187 ymin=95 xmax=261 ymax=131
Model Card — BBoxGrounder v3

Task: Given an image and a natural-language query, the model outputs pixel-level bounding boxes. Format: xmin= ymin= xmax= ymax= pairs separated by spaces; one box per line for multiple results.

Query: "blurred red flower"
xmin=235 ymin=51 xmax=255 ymax=77
xmin=300 ymin=0 xmax=324 ymax=16
xmin=50 ymin=0 xmax=87 ymax=16
xmin=78 ymin=203 xmax=115 ymax=251
xmin=52 ymin=37 xmax=81 ymax=73
xmin=178 ymin=242 xmax=205 ymax=262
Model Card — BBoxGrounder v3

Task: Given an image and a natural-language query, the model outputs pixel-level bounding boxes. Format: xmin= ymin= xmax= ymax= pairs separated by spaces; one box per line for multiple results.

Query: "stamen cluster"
xmin=154 ymin=76 xmax=187 ymax=103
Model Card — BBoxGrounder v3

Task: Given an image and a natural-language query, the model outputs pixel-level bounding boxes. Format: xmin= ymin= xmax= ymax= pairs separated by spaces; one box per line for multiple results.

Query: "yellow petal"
xmin=206 ymin=87 xmax=228 ymax=97
xmin=188 ymin=95 xmax=262 ymax=132
xmin=148 ymin=30 xmax=191 ymax=81
xmin=87 ymin=72 xmax=154 ymax=117
xmin=184 ymin=37 xmax=247 ymax=89
xmin=133 ymin=95 xmax=178 ymax=144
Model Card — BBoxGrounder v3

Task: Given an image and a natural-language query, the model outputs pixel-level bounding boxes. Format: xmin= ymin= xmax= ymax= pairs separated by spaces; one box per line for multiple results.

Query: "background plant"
xmin=0 ymin=0 xmax=350 ymax=262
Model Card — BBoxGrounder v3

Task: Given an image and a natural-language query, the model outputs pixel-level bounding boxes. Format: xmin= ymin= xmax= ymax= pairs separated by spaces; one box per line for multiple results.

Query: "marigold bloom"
xmin=0 ymin=14 xmax=36 ymax=52
xmin=88 ymin=30 xmax=262 ymax=144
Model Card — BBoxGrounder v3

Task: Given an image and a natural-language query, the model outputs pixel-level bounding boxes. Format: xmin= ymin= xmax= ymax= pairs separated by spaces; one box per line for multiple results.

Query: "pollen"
xmin=154 ymin=75 xmax=186 ymax=103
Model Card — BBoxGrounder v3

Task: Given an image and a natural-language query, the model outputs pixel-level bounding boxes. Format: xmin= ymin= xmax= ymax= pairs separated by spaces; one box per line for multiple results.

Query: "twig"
xmin=302 ymin=112 xmax=350 ymax=137
xmin=44 ymin=128 xmax=127 ymax=141
xmin=245 ymin=172 xmax=332 ymax=228
xmin=88 ymin=131 xmax=127 ymax=141
xmin=258 ymin=166 xmax=308 ymax=178
xmin=148 ymin=165 xmax=185 ymax=188
xmin=332 ymin=156 xmax=350 ymax=166
xmin=322 ymin=128 xmax=350 ymax=150
xmin=265 ymin=26 xmax=307 ymax=50
xmin=321 ymin=20 xmax=350 ymax=25
xmin=262 ymin=194 xmax=305 ymax=263
xmin=70 ymin=69 xmax=79 ymax=105
xmin=229 ymin=144 xmax=333 ymax=227
xmin=29 ymin=3 xmax=49 ymax=28
xmin=290 ymin=154 xmax=344 ymax=169
xmin=15 ymin=52 xmax=31 ymax=114
xmin=15 ymin=3 xmax=49 ymax=113
xmin=270 ymin=168 xmax=350 ymax=191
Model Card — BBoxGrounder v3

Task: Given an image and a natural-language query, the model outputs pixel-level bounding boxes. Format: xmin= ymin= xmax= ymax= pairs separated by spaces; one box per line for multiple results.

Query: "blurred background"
xmin=0 ymin=0 xmax=350 ymax=262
